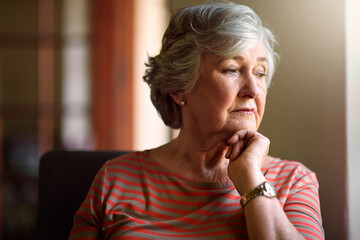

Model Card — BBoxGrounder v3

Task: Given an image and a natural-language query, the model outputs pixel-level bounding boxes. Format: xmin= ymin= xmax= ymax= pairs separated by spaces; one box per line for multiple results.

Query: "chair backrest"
xmin=37 ymin=150 xmax=129 ymax=240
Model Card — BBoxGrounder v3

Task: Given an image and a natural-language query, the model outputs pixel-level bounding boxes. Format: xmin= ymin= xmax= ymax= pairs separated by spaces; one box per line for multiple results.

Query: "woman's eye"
xmin=255 ymin=71 xmax=266 ymax=78
xmin=254 ymin=66 xmax=267 ymax=79
xmin=222 ymin=68 xmax=238 ymax=75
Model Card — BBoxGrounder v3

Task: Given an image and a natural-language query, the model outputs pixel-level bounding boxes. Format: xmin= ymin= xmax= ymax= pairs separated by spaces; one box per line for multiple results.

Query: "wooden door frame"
xmin=91 ymin=0 xmax=134 ymax=150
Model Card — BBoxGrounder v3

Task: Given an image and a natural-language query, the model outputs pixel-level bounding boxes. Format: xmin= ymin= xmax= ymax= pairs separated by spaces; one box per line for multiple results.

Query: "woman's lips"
xmin=232 ymin=108 xmax=255 ymax=114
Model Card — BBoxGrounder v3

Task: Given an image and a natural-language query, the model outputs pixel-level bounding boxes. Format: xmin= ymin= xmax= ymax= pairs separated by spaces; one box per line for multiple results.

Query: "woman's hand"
xmin=225 ymin=129 xmax=270 ymax=167
xmin=225 ymin=130 xmax=307 ymax=240
xmin=225 ymin=129 xmax=270 ymax=195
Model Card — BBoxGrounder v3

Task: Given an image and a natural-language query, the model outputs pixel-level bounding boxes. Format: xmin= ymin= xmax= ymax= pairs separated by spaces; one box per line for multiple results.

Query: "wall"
xmin=346 ymin=0 xmax=360 ymax=239
xmin=171 ymin=0 xmax=347 ymax=239
xmin=133 ymin=0 xmax=171 ymax=150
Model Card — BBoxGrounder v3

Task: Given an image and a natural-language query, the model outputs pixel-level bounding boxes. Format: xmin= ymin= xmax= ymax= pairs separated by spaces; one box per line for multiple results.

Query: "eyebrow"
xmin=257 ymin=57 xmax=267 ymax=62
xmin=233 ymin=56 xmax=267 ymax=62
xmin=216 ymin=56 xmax=268 ymax=64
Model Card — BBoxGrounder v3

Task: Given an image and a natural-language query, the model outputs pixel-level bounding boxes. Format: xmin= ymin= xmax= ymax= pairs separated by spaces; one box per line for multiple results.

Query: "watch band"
xmin=240 ymin=181 xmax=277 ymax=208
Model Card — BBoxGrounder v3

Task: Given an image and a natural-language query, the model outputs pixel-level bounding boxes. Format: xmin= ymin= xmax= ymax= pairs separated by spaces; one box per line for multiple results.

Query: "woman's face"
xmin=182 ymin=40 xmax=268 ymax=140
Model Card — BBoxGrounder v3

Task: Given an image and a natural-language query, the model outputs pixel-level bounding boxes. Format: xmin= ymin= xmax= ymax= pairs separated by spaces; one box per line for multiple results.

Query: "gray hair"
xmin=143 ymin=1 xmax=278 ymax=129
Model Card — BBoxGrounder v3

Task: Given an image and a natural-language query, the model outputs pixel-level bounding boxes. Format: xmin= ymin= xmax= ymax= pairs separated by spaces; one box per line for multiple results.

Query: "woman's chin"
xmin=226 ymin=116 xmax=259 ymax=132
xmin=233 ymin=121 xmax=258 ymax=132
xmin=220 ymin=122 xmax=258 ymax=139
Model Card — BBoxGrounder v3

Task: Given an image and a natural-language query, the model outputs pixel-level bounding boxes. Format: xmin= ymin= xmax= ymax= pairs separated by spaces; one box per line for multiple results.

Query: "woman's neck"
xmin=149 ymin=130 xmax=231 ymax=183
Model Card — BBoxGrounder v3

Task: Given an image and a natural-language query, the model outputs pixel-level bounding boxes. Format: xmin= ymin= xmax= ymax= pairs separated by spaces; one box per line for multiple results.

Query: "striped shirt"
xmin=69 ymin=151 xmax=324 ymax=240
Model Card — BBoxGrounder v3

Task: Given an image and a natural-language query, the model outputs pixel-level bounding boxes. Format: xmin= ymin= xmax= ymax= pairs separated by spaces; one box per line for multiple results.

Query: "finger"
xmin=246 ymin=132 xmax=269 ymax=150
xmin=230 ymin=140 xmax=245 ymax=161
xmin=242 ymin=133 xmax=270 ymax=163
xmin=228 ymin=129 xmax=256 ymax=145
xmin=227 ymin=131 xmax=240 ymax=145
xmin=230 ymin=141 xmax=240 ymax=161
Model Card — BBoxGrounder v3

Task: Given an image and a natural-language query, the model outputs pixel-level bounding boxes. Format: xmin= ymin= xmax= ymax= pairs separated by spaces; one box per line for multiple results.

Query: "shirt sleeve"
xmin=283 ymin=168 xmax=325 ymax=240
xmin=68 ymin=163 xmax=109 ymax=239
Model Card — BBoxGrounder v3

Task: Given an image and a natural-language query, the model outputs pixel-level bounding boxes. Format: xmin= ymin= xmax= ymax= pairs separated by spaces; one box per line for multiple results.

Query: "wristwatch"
xmin=240 ymin=181 xmax=277 ymax=208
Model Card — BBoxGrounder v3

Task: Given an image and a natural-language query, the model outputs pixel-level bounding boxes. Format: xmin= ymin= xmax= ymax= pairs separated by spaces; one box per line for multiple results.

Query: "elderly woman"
xmin=69 ymin=1 xmax=324 ymax=239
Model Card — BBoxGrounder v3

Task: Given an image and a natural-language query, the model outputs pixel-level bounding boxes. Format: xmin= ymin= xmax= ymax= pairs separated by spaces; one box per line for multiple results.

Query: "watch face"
xmin=264 ymin=182 xmax=276 ymax=197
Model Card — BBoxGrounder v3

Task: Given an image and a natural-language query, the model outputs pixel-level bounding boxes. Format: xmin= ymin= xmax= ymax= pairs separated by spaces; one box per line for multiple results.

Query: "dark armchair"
xmin=37 ymin=150 xmax=129 ymax=240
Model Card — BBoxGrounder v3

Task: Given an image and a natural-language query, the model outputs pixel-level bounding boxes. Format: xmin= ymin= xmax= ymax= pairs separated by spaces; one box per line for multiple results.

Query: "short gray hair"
xmin=143 ymin=1 xmax=278 ymax=129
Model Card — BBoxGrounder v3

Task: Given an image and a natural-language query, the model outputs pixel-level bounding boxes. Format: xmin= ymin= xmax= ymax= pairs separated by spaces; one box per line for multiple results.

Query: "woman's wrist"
xmin=229 ymin=165 xmax=265 ymax=195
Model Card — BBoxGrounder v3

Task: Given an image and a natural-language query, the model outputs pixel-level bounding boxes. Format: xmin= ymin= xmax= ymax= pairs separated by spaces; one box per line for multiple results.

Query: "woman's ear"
xmin=170 ymin=91 xmax=185 ymax=106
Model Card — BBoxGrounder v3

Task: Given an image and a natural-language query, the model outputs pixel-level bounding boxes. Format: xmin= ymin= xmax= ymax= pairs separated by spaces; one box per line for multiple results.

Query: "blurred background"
xmin=0 ymin=0 xmax=359 ymax=239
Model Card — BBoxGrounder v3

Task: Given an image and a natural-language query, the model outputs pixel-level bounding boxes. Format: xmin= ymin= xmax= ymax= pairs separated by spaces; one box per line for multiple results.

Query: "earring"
xmin=180 ymin=101 xmax=185 ymax=106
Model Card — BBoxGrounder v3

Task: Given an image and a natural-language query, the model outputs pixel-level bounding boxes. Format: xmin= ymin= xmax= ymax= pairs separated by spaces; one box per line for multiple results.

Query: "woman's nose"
xmin=237 ymin=72 xmax=259 ymax=99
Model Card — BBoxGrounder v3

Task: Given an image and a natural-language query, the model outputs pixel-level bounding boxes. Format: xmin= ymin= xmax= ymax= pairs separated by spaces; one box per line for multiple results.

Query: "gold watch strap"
xmin=240 ymin=181 xmax=277 ymax=208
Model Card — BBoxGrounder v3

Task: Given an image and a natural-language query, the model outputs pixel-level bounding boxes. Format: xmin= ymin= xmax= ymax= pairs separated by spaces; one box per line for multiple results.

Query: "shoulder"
xmin=264 ymin=157 xmax=321 ymax=211
xmin=104 ymin=150 xmax=150 ymax=168
xmin=263 ymin=156 xmax=313 ymax=174
xmin=263 ymin=156 xmax=319 ymax=188
xmin=101 ymin=150 xmax=160 ymax=176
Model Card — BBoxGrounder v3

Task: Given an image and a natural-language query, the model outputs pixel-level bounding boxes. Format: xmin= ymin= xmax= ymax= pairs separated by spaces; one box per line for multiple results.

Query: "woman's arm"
xmin=226 ymin=129 xmax=323 ymax=240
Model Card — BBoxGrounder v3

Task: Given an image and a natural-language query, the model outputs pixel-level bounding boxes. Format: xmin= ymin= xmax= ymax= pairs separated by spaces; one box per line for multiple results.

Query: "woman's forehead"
xmin=202 ymin=41 xmax=268 ymax=65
